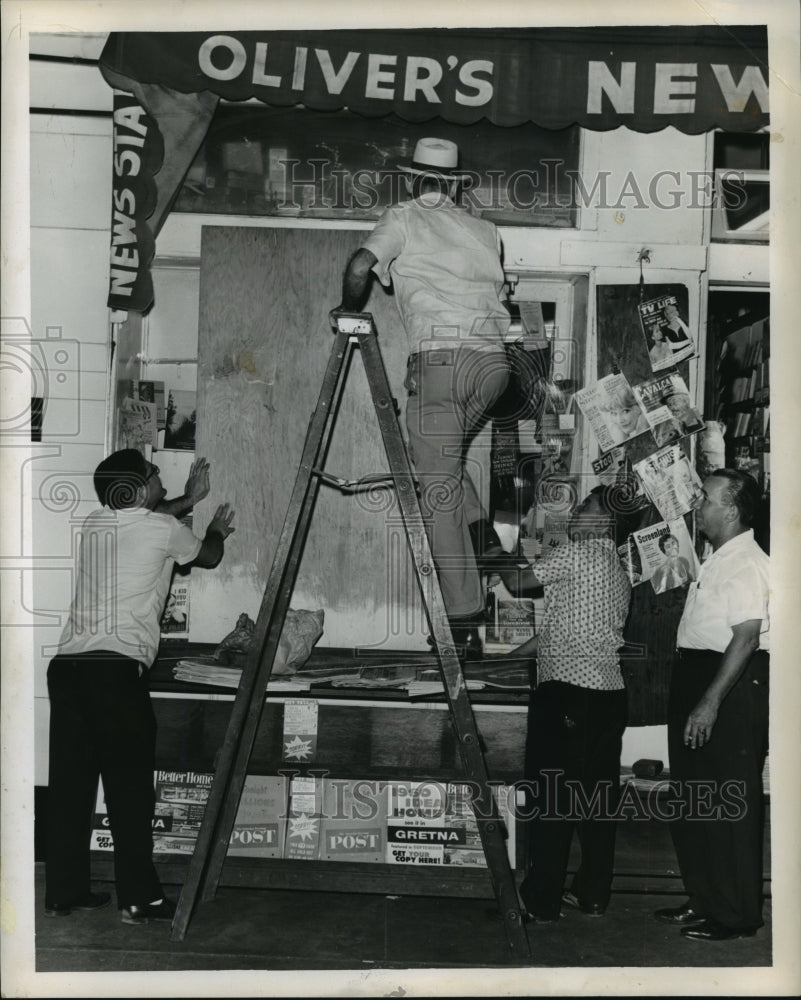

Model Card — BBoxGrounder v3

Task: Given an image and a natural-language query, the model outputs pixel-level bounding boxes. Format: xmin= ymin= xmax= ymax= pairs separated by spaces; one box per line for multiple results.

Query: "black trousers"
xmin=45 ymin=652 xmax=163 ymax=907
xmin=667 ymin=648 xmax=769 ymax=931
xmin=519 ymin=679 xmax=628 ymax=919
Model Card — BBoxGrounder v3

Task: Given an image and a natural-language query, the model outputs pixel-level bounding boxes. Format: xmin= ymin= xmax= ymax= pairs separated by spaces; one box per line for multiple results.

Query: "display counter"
xmin=90 ymin=642 xmax=532 ymax=897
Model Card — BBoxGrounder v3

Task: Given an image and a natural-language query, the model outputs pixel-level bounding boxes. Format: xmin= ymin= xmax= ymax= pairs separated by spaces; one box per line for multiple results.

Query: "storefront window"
xmin=710 ymin=131 xmax=769 ymax=244
xmin=172 ymin=104 xmax=580 ymax=228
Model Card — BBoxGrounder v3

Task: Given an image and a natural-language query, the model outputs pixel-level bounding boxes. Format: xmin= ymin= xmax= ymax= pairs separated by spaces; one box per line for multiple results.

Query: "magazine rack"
xmin=171 ymin=314 xmax=530 ymax=959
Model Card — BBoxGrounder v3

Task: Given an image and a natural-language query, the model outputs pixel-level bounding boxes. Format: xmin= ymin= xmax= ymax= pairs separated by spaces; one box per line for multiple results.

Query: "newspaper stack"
xmin=172 ymin=658 xmax=312 ymax=691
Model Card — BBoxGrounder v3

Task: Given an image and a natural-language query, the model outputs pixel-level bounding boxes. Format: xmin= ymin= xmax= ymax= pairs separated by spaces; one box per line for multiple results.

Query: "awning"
xmin=99 ymin=26 xmax=769 ymax=312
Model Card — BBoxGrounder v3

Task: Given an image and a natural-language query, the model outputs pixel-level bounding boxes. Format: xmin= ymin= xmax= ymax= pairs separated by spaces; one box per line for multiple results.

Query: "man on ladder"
xmin=331 ymin=137 xmax=511 ymax=660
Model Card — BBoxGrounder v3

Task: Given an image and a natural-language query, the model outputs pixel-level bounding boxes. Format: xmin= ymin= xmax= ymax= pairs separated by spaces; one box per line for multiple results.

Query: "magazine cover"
xmin=91 ymin=770 xmax=213 ymax=855
xmin=639 ymin=293 xmax=696 ymax=370
xmin=385 ymin=781 xmax=516 ymax=868
xmin=227 ymin=774 xmax=288 ymax=859
xmin=630 ymin=518 xmax=699 ymax=594
xmin=617 ymin=535 xmax=644 ymax=586
xmin=443 ymin=783 xmax=516 ymax=870
xmin=633 ymin=445 xmax=703 ymax=522
xmin=127 ymin=378 xmax=167 ymax=429
xmin=575 ymin=372 xmax=654 ymax=453
xmin=164 ymin=388 xmax=197 ymax=450
xmin=284 ymin=775 xmax=323 ymax=861
xmin=592 ymin=447 xmax=649 ymax=511
xmin=593 ymin=446 xmax=627 ymax=485
xmin=633 ymin=372 xmax=705 ymax=446
xmin=318 ymin=779 xmax=389 ymax=863
xmin=282 ymin=699 xmax=318 ymax=762
xmin=91 ymin=772 xmax=288 ymax=856
xmin=386 ymin=781 xmax=454 ymax=866
xmin=484 ymin=589 xmax=537 ymax=654
xmin=159 ymin=572 xmax=190 ymax=637
xmin=116 ymin=396 xmax=157 ymax=452
xmin=151 ymin=770 xmax=215 ymax=854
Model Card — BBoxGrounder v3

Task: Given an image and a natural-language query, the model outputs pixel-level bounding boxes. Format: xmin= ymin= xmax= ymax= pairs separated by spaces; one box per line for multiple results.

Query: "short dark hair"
xmin=93 ymin=448 xmax=149 ymax=509
xmin=709 ymin=468 xmax=762 ymax=527
xmin=658 ymin=533 xmax=678 ymax=553
xmin=587 ymin=483 xmax=616 ymax=517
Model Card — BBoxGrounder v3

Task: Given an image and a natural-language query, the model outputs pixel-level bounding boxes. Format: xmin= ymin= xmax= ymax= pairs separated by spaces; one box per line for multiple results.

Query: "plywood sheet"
xmin=190 ymin=225 xmax=425 ymax=648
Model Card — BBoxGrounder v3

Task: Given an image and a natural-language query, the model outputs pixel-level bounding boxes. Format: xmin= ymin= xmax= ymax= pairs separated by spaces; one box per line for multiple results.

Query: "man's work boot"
xmin=428 ymin=611 xmax=485 ymax=663
xmin=468 ymin=519 xmax=505 ymax=558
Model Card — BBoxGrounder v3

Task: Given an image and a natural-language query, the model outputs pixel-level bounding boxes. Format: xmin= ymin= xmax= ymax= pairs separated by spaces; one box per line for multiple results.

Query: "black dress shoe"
xmin=654 ymin=901 xmax=706 ymax=926
xmin=522 ymin=909 xmax=562 ymax=924
xmin=681 ymin=918 xmax=758 ymax=941
xmin=562 ymin=890 xmax=606 ymax=917
xmin=426 ymin=625 xmax=484 ymax=660
xmin=120 ymin=897 xmax=177 ymax=926
xmin=450 ymin=624 xmax=484 ymax=662
xmin=44 ymin=891 xmax=111 ymax=917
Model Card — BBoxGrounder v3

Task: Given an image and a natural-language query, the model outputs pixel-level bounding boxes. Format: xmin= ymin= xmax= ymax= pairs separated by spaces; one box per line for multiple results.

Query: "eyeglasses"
xmin=145 ymin=465 xmax=160 ymax=482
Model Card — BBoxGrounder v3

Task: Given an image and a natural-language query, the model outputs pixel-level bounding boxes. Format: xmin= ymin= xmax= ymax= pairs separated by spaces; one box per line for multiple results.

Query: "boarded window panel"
xmin=190 ymin=225 xmax=425 ymax=649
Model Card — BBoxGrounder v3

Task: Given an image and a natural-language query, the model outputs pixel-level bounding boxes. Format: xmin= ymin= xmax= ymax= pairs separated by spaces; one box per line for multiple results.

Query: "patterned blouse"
xmin=534 ymin=536 xmax=632 ymax=690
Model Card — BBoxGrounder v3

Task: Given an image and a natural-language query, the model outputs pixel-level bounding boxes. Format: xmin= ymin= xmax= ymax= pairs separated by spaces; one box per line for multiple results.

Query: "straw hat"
xmin=398 ymin=137 xmax=470 ymax=179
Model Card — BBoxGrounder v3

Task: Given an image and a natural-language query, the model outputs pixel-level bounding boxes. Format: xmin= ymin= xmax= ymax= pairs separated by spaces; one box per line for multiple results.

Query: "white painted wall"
xmin=28 ymin=42 xmax=113 ymax=783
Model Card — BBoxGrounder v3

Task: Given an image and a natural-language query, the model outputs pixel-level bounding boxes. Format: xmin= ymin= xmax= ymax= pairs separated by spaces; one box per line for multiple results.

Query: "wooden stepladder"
xmin=172 ymin=313 xmax=530 ymax=960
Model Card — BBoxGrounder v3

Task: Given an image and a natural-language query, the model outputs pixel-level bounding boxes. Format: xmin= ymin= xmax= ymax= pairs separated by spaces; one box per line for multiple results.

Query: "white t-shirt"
xmin=57 ymin=506 xmax=202 ymax=667
xmin=676 ymin=529 xmax=770 ymax=653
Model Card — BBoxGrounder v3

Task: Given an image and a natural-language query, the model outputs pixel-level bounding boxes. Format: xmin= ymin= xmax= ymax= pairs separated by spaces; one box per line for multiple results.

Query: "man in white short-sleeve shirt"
xmin=331 ymin=138 xmax=511 ymax=659
xmin=45 ymin=449 xmax=235 ymax=927
xmin=655 ymin=469 xmax=770 ymax=942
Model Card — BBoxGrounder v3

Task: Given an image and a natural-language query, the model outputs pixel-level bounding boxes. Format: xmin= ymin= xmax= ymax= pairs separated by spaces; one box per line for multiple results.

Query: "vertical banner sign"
xmin=108 ymin=90 xmax=162 ymax=313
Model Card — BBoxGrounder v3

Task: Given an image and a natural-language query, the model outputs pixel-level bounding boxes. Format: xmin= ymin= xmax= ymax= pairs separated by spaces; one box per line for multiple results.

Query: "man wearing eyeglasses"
xmin=44 ymin=448 xmax=235 ymax=927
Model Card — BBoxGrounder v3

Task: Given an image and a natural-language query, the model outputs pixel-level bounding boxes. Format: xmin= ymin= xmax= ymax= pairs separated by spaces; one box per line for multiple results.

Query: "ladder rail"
xmin=199 ymin=332 xmax=358 ymax=901
xmin=173 ymin=329 xmax=355 ymax=939
xmin=358 ymin=329 xmax=530 ymax=960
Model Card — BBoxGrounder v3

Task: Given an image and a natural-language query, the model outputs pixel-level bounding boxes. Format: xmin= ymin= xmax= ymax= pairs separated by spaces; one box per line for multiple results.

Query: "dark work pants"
xmin=519 ymin=679 xmax=628 ymax=919
xmin=667 ymin=648 xmax=769 ymax=931
xmin=45 ymin=653 xmax=163 ymax=907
